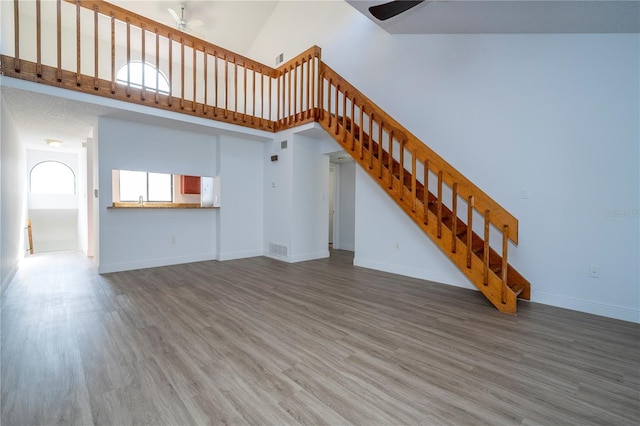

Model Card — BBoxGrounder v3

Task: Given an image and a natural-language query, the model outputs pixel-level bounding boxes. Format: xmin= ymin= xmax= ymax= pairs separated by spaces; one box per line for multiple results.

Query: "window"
xmin=119 ymin=170 xmax=172 ymax=202
xmin=116 ymin=61 xmax=170 ymax=93
xmin=30 ymin=161 xmax=76 ymax=195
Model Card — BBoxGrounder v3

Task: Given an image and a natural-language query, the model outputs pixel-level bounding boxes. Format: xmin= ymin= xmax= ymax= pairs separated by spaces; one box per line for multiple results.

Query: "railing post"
xmin=334 ymin=83 xmax=339 ymax=135
xmin=14 ymin=0 xmax=20 ymax=72
xmin=126 ymin=18 xmax=131 ymax=97
xmin=452 ymin=183 xmax=458 ymax=253
xmin=57 ymin=0 xmax=62 ymax=81
xmin=155 ymin=29 xmax=160 ymax=104
xmin=437 ymin=171 xmax=443 ymax=238
xmin=168 ymin=34 xmax=173 ymax=106
xmin=467 ymin=195 xmax=474 ymax=268
xmin=378 ymin=121 xmax=383 ymax=179
xmin=358 ymin=102 xmax=364 ymax=153
xmin=180 ymin=38 xmax=185 ymax=109
xmin=193 ymin=44 xmax=197 ymax=112
xmin=75 ymin=0 xmax=81 ymax=86
xmin=110 ymin=12 xmax=115 ymax=93
xmin=483 ymin=210 xmax=491 ymax=285
xmin=411 ymin=150 xmax=417 ymax=211
xmin=502 ymin=224 xmax=509 ymax=303
xmin=423 ymin=160 xmax=429 ymax=225
xmin=93 ymin=4 xmax=98 ymax=90
xmin=366 ymin=110 xmax=372 ymax=162
xmin=36 ymin=0 xmax=42 ymax=77
xmin=141 ymin=23 xmax=146 ymax=100
xmin=398 ymin=139 xmax=405 ymax=199
xmin=388 ymin=130 xmax=394 ymax=189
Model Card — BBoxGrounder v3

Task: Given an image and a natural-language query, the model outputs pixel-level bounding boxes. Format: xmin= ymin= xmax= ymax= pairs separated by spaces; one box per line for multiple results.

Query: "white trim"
xmin=335 ymin=243 xmax=354 ymax=251
xmin=98 ymin=252 xmax=217 ymax=273
xmin=264 ymin=250 xmax=330 ymax=263
xmin=353 ymin=256 xmax=475 ymax=290
xmin=217 ymin=250 xmax=263 ymax=261
xmin=1 ymin=265 xmax=18 ymax=296
xmin=533 ymin=291 xmax=640 ymax=324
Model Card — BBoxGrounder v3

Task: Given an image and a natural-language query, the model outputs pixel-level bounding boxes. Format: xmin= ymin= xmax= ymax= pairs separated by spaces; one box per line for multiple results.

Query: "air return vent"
xmin=269 ymin=243 xmax=288 ymax=257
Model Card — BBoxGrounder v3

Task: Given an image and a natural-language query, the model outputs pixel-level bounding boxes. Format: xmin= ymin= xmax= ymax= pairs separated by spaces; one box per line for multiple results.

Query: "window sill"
xmin=108 ymin=202 xmax=217 ymax=209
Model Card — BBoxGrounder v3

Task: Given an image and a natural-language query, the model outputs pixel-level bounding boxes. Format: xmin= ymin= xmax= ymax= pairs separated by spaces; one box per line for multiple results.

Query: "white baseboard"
xmin=288 ymin=250 xmax=330 ymax=263
xmin=533 ymin=291 xmax=639 ymax=324
xmin=354 ymin=257 xmax=475 ymax=290
xmin=1 ymin=264 xmax=18 ymax=296
xmin=218 ymin=250 xmax=263 ymax=261
xmin=334 ymin=243 xmax=354 ymax=251
xmin=98 ymin=253 xmax=217 ymax=274
xmin=264 ymin=250 xmax=330 ymax=263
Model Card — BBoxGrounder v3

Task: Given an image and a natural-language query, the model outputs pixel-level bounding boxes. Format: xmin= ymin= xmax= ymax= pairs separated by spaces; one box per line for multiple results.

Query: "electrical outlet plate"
xmin=589 ymin=264 xmax=600 ymax=278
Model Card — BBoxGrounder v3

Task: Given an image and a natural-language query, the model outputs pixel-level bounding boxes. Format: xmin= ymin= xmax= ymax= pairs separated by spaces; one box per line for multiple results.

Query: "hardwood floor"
xmin=2 ymin=250 xmax=639 ymax=425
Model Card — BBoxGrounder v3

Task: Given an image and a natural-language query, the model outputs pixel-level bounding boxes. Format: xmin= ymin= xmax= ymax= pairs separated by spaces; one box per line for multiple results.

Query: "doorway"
xmin=328 ymin=157 xmax=355 ymax=252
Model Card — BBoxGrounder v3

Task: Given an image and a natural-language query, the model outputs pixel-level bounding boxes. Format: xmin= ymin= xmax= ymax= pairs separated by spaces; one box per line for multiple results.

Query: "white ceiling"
xmin=346 ymin=1 xmax=640 ymax=34
xmin=109 ymin=0 xmax=279 ymax=55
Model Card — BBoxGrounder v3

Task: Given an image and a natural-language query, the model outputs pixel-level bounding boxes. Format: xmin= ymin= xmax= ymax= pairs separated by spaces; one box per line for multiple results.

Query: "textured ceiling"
xmin=1 ymin=87 xmax=115 ymax=153
xmin=347 ymin=1 xmax=640 ymax=34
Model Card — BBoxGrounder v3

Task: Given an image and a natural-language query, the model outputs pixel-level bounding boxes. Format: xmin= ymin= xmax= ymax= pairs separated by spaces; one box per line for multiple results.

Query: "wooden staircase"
xmin=317 ymin=64 xmax=530 ymax=314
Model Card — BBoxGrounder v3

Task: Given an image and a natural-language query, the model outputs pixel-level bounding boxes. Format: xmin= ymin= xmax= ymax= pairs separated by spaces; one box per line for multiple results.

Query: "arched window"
xmin=117 ymin=61 xmax=170 ymax=93
xmin=30 ymin=161 xmax=76 ymax=195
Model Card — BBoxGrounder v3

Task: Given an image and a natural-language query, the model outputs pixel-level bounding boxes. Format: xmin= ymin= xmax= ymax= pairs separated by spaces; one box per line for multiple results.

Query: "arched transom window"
xmin=30 ymin=161 xmax=76 ymax=195
xmin=116 ymin=61 xmax=170 ymax=93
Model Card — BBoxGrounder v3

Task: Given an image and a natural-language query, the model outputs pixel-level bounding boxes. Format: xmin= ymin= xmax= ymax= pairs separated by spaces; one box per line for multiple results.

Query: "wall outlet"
xmin=589 ymin=264 xmax=600 ymax=278
xmin=520 ymin=189 xmax=530 ymax=199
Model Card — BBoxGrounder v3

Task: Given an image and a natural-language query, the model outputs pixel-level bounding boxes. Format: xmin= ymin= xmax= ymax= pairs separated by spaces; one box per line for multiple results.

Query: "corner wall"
xmin=0 ymin=92 xmax=27 ymax=293
xmin=248 ymin=1 xmax=640 ymax=322
xmin=218 ymin=134 xmax=264 ymax=260
xmin=263 ymin=124 xmax=330 ymax=262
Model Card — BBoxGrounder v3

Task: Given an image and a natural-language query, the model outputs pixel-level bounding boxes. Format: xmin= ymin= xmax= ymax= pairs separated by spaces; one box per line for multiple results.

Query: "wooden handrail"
xmin=318 ymin=62 xmax=519 ymax=244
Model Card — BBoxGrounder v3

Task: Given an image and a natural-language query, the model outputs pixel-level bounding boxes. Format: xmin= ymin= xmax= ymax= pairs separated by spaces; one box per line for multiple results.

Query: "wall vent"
xmin=275 ymin=53 xmax=284 ymax=65
xmin=281 ymin=140 xmax=287 ymax=149
xmin=269 ymin=243 xmax=288 ymax=257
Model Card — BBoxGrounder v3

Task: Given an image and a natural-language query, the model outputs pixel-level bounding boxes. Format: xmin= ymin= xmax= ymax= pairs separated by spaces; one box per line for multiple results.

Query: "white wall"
xmin=291 ymin=133 xmax=330 ymax=261
xmin=263 ymin=124 xmax=330 ymax=262
xmin=336 ymin=160 xmax=355 ymax=251
xmin=97 ymin=117 xmax=218 ymax=273
xmin=263 ymin=130 xmax=294 ymax=259
xmin=248 ymin=1 xmax=640 ymax=322
xmin=218 ymin=134 xmax=264 ymax=260
xmin=0 ymin=92 xmax=27 ymax=293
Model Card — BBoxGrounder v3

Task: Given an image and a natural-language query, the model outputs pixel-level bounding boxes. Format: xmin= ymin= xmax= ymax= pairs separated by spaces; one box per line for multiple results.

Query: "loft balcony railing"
xmin=1 ymin=0 xmax=320 ymax=131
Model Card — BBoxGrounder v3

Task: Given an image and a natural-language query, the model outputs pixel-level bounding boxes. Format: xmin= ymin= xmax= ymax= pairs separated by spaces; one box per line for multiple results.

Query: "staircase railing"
xmin=317 ymin=63 xmax=530 ymax=313
xmin=1 ymin=0 xmax=529 ymax=313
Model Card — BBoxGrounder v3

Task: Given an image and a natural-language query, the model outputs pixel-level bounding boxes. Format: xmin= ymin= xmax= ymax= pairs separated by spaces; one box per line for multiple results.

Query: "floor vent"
xmin=269 ymin=243 xmax=288 ymax=257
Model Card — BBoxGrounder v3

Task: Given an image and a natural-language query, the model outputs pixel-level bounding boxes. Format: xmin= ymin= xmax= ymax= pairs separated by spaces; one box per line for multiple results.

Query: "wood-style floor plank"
xmin=2 ymin=250 xmax=639 ymax=425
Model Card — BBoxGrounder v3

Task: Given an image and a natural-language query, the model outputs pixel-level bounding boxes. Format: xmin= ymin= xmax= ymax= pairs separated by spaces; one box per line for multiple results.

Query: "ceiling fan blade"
xmin=369 ymin=0 xmax=424 ymax=21
xmin=167 ymin=8 xmax=181 ymax=24
xmin=189 ymin=19 xmax=204 ymax=28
